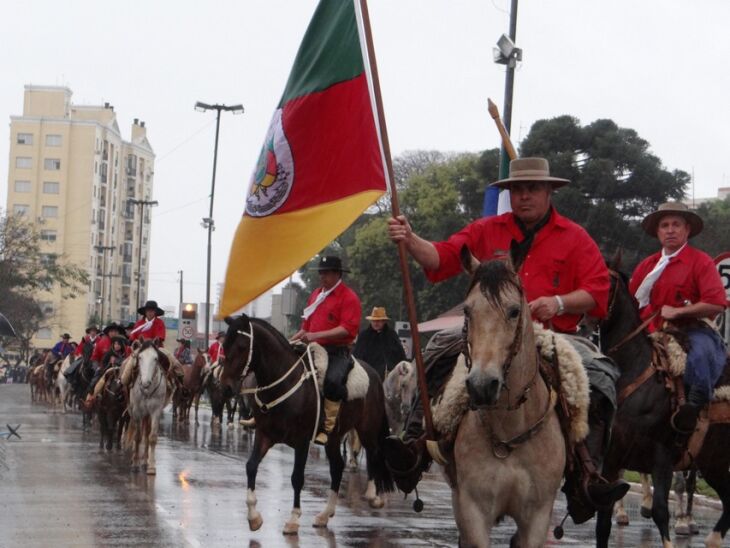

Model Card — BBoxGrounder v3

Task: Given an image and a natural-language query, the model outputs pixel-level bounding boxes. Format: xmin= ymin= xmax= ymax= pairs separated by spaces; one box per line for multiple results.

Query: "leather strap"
xmin=607 ymin=310 xmax=660 ymax=355
xmin=617 ymin=363 xmax=658 ymax=406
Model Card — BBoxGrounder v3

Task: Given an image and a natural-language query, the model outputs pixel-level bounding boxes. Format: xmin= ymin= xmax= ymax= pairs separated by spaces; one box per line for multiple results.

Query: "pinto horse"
xmin=449 ymin=253 xmax=565 ymax=548
xmin=126 ymin=341 xmax=172 ymax=475
xmin=594 ymin=269 xmax=730 ymax=548
xmin=221 ymin=315 xmax=393 ymax=535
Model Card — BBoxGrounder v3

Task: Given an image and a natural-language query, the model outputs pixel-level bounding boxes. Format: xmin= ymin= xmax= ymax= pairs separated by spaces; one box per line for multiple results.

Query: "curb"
xmin=627 ymin=481 xmax=722 ymax=512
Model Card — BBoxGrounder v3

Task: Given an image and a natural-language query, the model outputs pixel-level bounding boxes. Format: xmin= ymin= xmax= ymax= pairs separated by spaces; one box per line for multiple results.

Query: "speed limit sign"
xmin=182 ymin=325 xmax=194 ymax=339
xmin=714 ymin=253 xmax=730 ymax=345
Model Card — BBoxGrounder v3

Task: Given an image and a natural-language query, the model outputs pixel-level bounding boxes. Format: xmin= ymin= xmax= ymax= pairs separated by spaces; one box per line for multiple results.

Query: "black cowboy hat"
xmin=85 ymin=325 xmax=100 ymax=334
xmin=137 ymin=300 xmax=165 ymax=316
xmin=216 ymin=331 xmax=226 ymax=339
xmin=176 ymin=338 xmax=191 ymax=347
xmin=102 ymin=322 xmax=125 ymax=336
xmin=110 ymin=336 xmax=128 ymax=346
xmin=60 ymin=333 xmax=71 ymax=340
xmin=314 ymin=255 xmax=350 ymax=273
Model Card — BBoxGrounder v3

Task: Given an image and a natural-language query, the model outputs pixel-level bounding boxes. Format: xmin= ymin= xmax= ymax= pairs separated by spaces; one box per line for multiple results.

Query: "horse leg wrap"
xmin=283 ymin=508 xmax=301 ymax=535
xmin=246 ymin=489 xmax=263 ymax=531
xmin=313 ymin=489 xmax=338 ymax=527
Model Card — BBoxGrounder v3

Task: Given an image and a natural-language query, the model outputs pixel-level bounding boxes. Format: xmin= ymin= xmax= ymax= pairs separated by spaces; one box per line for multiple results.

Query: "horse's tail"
xmin=368 ymin=411 xmax=395 ymax=494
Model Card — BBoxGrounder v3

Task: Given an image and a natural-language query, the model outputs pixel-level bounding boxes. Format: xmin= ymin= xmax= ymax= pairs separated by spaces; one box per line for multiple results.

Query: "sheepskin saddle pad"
xmin=432 ymin=322 xmax=590 ymax=444
xmin=307 ymin=343 xmax=370 ymax=401
xmin=649 ymin=330 xmax=730 ymax=403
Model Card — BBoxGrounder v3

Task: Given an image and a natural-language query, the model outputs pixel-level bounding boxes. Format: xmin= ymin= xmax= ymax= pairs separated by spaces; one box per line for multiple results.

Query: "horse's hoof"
xmin=368 ymin=496 xmax=384 ymax=509
xmin=227 ymin=422 xmax=234 ymax=430
xmin=615 ymin=512 xmax=629 ymax=526
xmin=705 ymin=530 xmax=722 ymax=548
xmin=146 ymin=467 xmax=156 ymax=476
xmin=690 ymin=521 xmax=699 ymax=535
xmin=282 ymin=521 xmax=299 ymax=535
xmin=640 ymin=506 xmax=652 ymax=519
xmin=312 ymin=513 xmax=331 ymax=528
xmin=248 ymin=514 xmax=263 ymax=531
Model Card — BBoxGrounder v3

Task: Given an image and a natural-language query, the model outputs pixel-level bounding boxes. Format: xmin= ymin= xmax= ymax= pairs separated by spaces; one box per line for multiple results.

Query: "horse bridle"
xmin=236 ymin=321 xmax=255 ymax=379
xmin=134 ymin=350 xmax=163 ymax=397
xmin=462 ymin=297 xmax=539 ymax=412
xmin=603 ymin=269 xmax=659 ymax=355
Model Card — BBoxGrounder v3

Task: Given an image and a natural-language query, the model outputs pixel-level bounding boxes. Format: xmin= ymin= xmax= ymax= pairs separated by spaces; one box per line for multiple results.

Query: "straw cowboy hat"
xmin=641 ymin=202 xmax=703 ymax=238
xmin=366 ymin=307 xmax=390 ymax=321
xmin=137 ymin=300 xmax=165 ymax=316
xmin=489 ymin=157 xmax=570 ymax=190
xmin=315 ymin=255 xmax=350 ymax=273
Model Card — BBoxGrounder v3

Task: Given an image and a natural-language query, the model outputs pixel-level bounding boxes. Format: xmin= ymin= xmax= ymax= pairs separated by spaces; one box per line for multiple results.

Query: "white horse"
xmin=126 ymin=341 xmax=172 ymax=475
xmin=56 ymin=355 xmax=73 ymax=413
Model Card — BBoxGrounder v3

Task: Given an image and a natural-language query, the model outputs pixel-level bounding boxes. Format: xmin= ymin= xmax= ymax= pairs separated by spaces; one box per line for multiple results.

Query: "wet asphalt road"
xmin=0 ymin=384 xmax=723 ymax=547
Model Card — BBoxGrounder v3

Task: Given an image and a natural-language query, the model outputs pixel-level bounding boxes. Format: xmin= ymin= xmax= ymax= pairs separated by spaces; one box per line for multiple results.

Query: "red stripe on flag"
xmin=276 ymin=73 xmax=385 ymax=215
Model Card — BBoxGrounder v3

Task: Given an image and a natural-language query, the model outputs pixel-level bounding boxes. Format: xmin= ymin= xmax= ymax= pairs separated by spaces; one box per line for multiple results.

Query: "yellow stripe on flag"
xmin=220 ymin=190 xmax=384 ymax=317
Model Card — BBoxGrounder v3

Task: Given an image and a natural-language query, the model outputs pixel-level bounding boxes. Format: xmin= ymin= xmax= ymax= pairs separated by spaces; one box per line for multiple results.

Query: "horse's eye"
xmin=508 ymin=307 xmax=520 ymax=320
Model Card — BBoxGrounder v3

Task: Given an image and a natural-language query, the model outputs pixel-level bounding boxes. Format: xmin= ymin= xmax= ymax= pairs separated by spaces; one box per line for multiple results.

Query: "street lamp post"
xmin=195 ymin=101 xmax=244 ymax=346
xmin=95 ymin=245 xmax=115 ymax=324
xmin=128 ymin=198 xmax=158 ymax=308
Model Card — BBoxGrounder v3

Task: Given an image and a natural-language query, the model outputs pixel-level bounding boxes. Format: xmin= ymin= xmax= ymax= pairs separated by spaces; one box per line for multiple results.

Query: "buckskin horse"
xmin=594 ymin=268 xmax=730 ymax=548
xmin=444 ymin=254 xmax=566 ymax=548
xmin=220 ymin=314 xmax=393 ymax=535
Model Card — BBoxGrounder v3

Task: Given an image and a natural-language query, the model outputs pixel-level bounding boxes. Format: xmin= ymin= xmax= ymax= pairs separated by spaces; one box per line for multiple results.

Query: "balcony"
xmin=122 ymin=275 xmax=131 ymax=285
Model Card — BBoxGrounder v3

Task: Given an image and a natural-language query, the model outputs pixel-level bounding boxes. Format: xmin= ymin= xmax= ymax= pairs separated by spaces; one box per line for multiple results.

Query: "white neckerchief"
xmin=634 ymin=243 xmax=687 ymax=308
xmin=130 ymin=318 xmax=155 ymax=336
xmin=302 ymin=280 xmax=342 ymax=320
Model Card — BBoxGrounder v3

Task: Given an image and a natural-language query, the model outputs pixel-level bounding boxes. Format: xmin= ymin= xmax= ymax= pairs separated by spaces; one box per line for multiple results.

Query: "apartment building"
xmin=6 ymin=85 xmax=155 ymax=346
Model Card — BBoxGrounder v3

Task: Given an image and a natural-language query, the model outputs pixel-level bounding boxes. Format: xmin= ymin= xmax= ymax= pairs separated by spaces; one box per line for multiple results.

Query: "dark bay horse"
xmin=595 ymin=270 xmax=730 ymax=548
xmin=172 ymin=350 xmax=208 ymax=424
xmin=221 ymin=314 xmax=393 ymax=535
xmin=97 ymin=367 xmax=127 ymax=451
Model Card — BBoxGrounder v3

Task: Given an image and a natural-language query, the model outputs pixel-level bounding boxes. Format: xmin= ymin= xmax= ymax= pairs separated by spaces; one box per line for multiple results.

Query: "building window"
xmin=36 ymin=328 xmax=52 ymax=340
xmin=13 ymin=204 xmax=30 ymax=216
xmin=15 ymin=157 xmax=32 ymax=169
xmin=45 ymin=134 xmax=62 ymax=147
xmin=44 ymin=158 xmax=61 ymax=170
xmin=40 ymin=253 xmax=57 ymax=267
xmin=14 ymin=180 xmax=31 ymax=193
xmin=43 ymin=181 xmax=60 ymax=194
xmin=41 ymin=205 xmax=59 ymax=218
xmin=17 ymin=133 xmax=33 ymax=145
xmin=40 ymin=230 xmax=57 ymax=242
xmin=40 ymin=301 xmax=54 ymax=315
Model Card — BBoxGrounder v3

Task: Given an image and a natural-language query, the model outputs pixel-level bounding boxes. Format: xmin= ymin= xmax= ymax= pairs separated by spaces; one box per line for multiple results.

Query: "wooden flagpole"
xmin=487 ymin=98 xmax=518 ymax=161
xmin=358 ymin=0 xmax=434 ymax=440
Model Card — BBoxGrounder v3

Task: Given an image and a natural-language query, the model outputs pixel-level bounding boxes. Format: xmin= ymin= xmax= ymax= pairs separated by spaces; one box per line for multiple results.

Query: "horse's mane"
xmin=249 ymin=317 xmax=294 ymax=350
xmin=468 ymin=260 xmax=522 ymax=309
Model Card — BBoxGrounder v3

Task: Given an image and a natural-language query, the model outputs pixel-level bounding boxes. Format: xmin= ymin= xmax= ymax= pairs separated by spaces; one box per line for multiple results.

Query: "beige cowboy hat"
xmin=641 ymin=202 xmax=703 ymax=238
xmin=366 ymin=307 xmax=390 ymax=321
xmin=489 ymin=157 xmax=570 ymax=190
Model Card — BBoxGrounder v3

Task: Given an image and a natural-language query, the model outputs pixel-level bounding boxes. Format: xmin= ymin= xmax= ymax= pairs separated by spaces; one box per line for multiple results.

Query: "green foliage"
xmin=521 ymin=117 xmax=689 ymax=270
xmin=692 ymin=196 xmax=730 ymax=258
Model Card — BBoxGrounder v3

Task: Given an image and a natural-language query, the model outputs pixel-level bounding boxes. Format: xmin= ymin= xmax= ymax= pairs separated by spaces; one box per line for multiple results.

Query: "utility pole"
xmin=128 ymin=198 xmax=158 ymax=309
xmin=178 ymin=270 xmax=184 ymax=309
xmin=95 ymin=245 xmax=115 ymax=324
xmin=195 ymin=101 xmax=244 ymax=345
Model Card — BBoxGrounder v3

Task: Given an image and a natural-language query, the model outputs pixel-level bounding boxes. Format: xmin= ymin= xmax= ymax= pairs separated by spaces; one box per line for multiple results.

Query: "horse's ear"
xmin=460 ymin=245 xmax=480 ymax=276
xmin=197 ymin=348 xmax=203 ymax=355
xmin=398 ymin=361 xmax=410 ymax=376
xmin=157 ymin=348 xmax=170 ymax=369
xmin=131 ymin=339 xmax=141 ymax=351
xmin=608 ymin=248 xmax=623 ymax=271
xmin=152 ymin=337 xmax=161 ymax=348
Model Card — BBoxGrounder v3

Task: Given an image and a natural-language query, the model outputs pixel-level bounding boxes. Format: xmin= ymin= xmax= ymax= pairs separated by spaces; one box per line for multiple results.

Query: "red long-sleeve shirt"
xmin=128 ymin=317 xmax=166 ymax=344
xmin=301 ymin=282 xmax=361 ymax=345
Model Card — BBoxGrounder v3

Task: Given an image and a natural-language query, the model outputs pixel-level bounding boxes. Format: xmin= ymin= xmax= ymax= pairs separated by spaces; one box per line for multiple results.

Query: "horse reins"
xmin=604 ymin=270 xmax=660 ymax=355
xmin=236 ymin=322 xmax=321 ymax=443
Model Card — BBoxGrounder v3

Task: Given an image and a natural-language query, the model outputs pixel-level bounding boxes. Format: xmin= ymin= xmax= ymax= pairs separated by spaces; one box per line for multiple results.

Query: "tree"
xmin=0 ymin=212 xmax=89 ymax=358
xmin=520 ymin=116 xmax=688 ymax=270
xmin=693 ymin=196 xmax=730 ymax=258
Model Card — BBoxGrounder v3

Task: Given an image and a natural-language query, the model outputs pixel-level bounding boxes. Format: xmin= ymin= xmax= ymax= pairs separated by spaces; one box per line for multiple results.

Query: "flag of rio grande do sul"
xmin=220 ymin=0 xmax=388 ymax=317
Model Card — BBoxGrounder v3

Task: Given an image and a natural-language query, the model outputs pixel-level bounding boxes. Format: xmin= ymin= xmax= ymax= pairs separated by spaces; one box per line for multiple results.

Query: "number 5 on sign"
xmin=714 ymin=253 xmax=730 ymax=345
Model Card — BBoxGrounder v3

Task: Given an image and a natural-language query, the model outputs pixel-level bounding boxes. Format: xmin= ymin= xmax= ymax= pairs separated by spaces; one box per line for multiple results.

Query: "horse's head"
xmin=460 ymin=247 xmax=525 ymax=408
xmin=221 ymin=314 xmax=254 ymax=383
xmin=385 ymin=361 xmax=416 ymax=418
xmin=136 ymin=341 xmax=163 ymax=390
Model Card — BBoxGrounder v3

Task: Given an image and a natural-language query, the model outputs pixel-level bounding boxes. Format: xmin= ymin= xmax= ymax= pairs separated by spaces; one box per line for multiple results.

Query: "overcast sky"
xmin=2 ymin=0 xmax=729 ymax=312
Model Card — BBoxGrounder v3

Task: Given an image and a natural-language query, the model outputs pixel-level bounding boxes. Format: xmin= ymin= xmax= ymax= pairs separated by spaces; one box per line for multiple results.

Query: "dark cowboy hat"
xmin=314 ymin=255 xmax=350 ymax=273
xmin=137 ymin=300 xmax=165 ymax=316
xmin=176 ymin=338 xmax=191 ymax=347
xmin=489 ymin=157 xmax=570 ymax=190
xmin=216 ymin=331 xmax=226 ymax=339
xmin=60 ymin=333 xmax=71 ymax=339
xmin=110 ymin=336 xmax=128 ymax=346
xmin=102 ymin=322 xmax=125 ymax=335
xmin=641 ymin=201 xmax=703 ymax=238
xmin=85 ymin=325 xmax=100 ymax=334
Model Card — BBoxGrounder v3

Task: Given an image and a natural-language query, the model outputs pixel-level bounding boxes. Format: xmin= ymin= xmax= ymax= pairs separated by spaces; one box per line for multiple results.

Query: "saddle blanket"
xmin=308 ymin=343 xmax=370 ymax=401
xmin=432 ymin=322 xmax=590 ymax=443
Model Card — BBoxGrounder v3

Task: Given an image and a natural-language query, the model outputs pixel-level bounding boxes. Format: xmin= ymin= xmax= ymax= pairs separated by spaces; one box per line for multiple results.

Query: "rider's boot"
xmin=671 ymin=385 xmax=708 ymax=435
xmin=314 ymin=399 xmax=341 ymax=446
xmin=580 ymin=421 xmax=630 ymax=508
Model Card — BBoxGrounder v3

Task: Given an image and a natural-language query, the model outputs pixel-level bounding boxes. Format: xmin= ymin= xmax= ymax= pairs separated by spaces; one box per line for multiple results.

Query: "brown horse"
xmin=172 ymin=350 xmax=208 ymax=423
xmin=594 ymin=269 xmax=730 ymax=548
xmin=221 ymin=314 xmax=393 ymax=535
xmin=97 ymin=366 xmax=127 ymax=451
xmin=449 ymin=254 xmax=565 ymax=548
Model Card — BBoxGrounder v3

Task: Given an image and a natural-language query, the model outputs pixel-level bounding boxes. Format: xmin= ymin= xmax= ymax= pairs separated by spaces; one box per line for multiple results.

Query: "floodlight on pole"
xmin=195 ymin=101 xmax=244 ymax=346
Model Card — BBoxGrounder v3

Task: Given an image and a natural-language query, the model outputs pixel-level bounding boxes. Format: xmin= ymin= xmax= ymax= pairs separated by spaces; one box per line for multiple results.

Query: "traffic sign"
xmin=182 ymin=325 xmax=194 ymax=339
xmin=714 ymin=252 xmax=730 ymax=303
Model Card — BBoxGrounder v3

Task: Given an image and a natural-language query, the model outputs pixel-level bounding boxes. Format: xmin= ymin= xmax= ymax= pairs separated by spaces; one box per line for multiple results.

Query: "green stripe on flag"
xmin=279 ymin=0 xmax=364 ymax=106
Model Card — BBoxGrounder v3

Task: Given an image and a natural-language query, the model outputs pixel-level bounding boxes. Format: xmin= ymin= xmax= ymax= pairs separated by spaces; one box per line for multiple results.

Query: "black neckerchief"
xmin=510 ymin=208 xmax=553 ymax=270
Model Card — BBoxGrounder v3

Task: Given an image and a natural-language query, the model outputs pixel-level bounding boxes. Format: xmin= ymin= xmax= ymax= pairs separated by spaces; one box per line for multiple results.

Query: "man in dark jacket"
xmin=353 ymin=307 xmax=407 ymax=380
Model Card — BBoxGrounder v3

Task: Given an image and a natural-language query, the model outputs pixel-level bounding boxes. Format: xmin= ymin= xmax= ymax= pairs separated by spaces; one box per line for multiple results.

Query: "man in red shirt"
xmin=129 ymin=301 xmax=167 ymax=345
xmin=629 ymin=202 xmax=727 ymax=433
xmin=74 ymin=325 xmax=100 ymax=359
xmin=292 ymin=255 xmax=361 ymax=445
xmin=386 ymin=157 xmax=627 ymax=514
xmin=208 ymin=331 xmax=226 ymax=365
xmin=91 ymin=323 xmax=125 ymax=365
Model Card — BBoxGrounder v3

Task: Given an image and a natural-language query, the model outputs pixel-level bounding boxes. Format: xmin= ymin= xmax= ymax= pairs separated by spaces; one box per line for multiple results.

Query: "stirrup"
xmin=314 ymin=431 xmax=328 ymax=446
